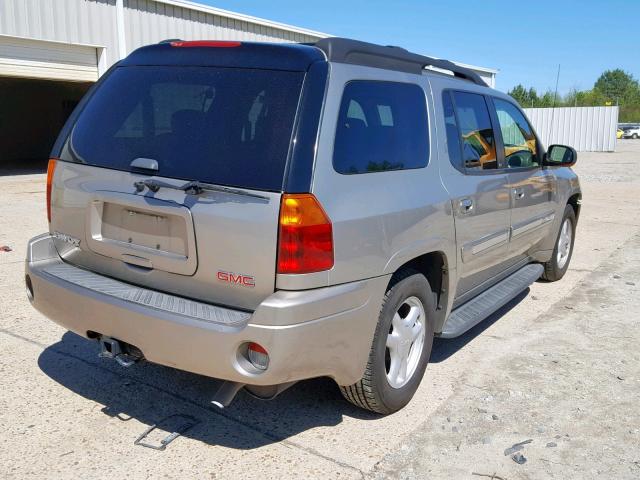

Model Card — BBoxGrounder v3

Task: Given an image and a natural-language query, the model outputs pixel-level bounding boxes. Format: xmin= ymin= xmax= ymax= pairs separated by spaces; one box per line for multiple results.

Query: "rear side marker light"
xmin=277 ymin=194 xmax=334 ymax=274
xmin=46 ymin=158 xmax=57 ymax=223
xmin=247 ymin=343 xmax=269 ymax=371
xmin=170 ymin=40 xmax=241 ymax=48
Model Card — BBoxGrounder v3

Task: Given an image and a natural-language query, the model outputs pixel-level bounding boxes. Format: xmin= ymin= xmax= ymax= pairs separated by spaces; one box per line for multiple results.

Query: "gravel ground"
xmin=1 ymin=140 xmax=639 ymax=479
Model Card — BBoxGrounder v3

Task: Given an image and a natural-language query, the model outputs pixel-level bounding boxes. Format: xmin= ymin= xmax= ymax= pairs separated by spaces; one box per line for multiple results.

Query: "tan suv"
xmin=26 ymin=38 xmax=581 ymax=413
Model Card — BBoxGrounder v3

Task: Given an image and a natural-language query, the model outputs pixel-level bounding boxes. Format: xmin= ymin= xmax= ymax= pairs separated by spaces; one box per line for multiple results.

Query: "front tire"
xmin=339 ymin=270 xmax=435 ymax=414
xmin=541 ymin=204 xmax=576 ymax=281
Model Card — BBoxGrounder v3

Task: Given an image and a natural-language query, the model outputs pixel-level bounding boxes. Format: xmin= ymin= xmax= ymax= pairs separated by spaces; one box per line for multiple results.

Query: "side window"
xmin=333 ymin=81 xmax=429 ymax=174
xmin=493 ymin=98 xmax=539 ymax=168
xmin=442 ymin=91 xmax=463 ymax=170
xmin=451 ymin=91 xmax=497 ymax=171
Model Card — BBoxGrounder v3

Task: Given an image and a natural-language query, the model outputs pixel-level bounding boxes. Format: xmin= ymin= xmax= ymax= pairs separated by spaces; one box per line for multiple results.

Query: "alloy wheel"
xmin=385 ymin=296 xmax=426 ymax=389
xmin=556 ymin=218 xmax=573 ymax=269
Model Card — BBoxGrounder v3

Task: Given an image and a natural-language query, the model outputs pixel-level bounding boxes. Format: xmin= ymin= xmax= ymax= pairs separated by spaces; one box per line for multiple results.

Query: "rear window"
xmin=61 ymin=66 xmax=304 ymax=191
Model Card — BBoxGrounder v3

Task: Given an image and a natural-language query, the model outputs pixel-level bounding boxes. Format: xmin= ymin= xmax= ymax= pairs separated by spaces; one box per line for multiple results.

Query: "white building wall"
xmin=523 ymin=106 xmax=619 ymax=152
xmin=0 ymin=0 xmax=322 ymax=75
xmin=0 ymin=0 xmax=496 ymax=83
xmin=123 ymin=0 xmax=320 ymax=56
xmin=0 ymin=0 xmax=120 ymax=67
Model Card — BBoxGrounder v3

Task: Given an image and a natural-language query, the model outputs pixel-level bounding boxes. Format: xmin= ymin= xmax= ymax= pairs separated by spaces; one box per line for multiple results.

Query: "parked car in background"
xmin=622 ymin=126 xmax=640 ymax=139
xmin=25 ymin=37 xmax=582 ymax=414
xmin=617 ymin=128 xmax=624 ymax=139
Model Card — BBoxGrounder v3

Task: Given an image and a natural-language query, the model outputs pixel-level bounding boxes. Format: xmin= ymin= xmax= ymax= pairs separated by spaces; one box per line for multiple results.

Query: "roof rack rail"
xmin=314 ymin=37 xmax=487 ymax=87
xmin=158 ymin=38 xmax=183 ymax=44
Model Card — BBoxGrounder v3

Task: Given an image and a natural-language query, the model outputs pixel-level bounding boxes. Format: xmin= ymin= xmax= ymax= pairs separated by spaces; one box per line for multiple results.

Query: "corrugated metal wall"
xmin=124 ymin=0 xmax=320 ymax=53
xmin=0 ymin=0 xmax=497 ymax=87
xmin=0 ymin=0 xmax=321 ymax=72
xmin=523 ymin=106 xmax=619 ymax=152
xmin=0 ymin=0 xmax=120 ymax=66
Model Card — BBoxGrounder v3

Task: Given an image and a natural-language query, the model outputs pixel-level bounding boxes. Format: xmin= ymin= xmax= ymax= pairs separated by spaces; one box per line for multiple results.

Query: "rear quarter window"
xmin=333 ymin=81 xmax=429 ymax=174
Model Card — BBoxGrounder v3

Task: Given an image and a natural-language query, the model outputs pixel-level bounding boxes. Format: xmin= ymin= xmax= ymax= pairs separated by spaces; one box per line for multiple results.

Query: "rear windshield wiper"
xmin=134 ymin=179 xmax=269 ymax=200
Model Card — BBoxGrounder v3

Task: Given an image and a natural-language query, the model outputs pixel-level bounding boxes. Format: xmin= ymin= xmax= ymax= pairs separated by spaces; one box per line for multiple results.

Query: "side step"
xmin=440 ymin=264 xmax=543 ymax=338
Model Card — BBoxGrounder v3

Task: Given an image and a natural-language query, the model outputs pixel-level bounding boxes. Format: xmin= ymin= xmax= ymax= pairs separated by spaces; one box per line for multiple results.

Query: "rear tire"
xmin=541 ymin=204 xmax=576 ymax=281
xmin=339 ymin=269 xmax=435 ymax=414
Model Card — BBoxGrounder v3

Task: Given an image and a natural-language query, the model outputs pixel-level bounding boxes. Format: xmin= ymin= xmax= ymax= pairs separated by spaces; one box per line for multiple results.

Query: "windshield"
xmin=62 ymin=66 xmax=304 ymax=191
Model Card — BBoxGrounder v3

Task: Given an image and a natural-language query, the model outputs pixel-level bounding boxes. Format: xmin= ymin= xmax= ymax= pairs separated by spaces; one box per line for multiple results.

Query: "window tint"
xmin=333 ymin=81 xmax=428 ymax=174
xmin=451 ymin=91 xmax=497 ymax=171
xmin=493 ymin=98 xmax=539 ymax=168
xmin=63 ymin=66 xmax=304 ymax=191
xmin=442 ymin=92 xmax=462 ymax=170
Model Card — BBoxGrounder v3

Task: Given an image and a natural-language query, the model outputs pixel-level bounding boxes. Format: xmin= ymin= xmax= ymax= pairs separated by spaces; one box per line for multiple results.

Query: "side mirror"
xmin=544 ymin=144 xmax=577 ymax=167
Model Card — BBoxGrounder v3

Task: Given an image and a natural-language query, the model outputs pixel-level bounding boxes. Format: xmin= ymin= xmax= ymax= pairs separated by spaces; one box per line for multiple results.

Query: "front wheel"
xmin=541 ymin=204 xmax=576 ymax=281
xmin=339 ymin=270 xmax=435 ymax=414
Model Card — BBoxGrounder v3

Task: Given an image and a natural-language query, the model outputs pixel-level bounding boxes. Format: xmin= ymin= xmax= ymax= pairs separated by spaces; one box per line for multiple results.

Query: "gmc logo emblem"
xmin=217 ymin=270 xmax=255 ymax=288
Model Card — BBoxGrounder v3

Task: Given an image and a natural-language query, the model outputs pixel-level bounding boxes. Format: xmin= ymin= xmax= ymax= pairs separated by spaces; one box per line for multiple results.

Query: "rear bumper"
xmin=26 ymin=234 xmax=389 ymax=386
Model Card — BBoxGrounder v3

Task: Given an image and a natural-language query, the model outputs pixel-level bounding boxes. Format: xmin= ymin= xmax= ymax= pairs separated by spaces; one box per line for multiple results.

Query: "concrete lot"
xmin=1 ymin=141 xmax=639 ymax=479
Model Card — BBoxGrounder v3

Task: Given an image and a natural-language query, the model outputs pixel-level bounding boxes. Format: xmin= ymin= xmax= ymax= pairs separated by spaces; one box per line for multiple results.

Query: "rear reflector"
xmin=277 ymin=194 xmax=333 ymax=274
xmin=170 ymin=40 xmax=241 ymax=48
xmin=46 ymin=159 xmax=57 ymax=223
xmin=247 ymin=342 xmax=269 ymax=370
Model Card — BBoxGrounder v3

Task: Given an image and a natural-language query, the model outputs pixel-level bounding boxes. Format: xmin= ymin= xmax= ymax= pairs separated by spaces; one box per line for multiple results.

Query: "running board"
xmin=440 ymin=263 xmax=543 ymax=338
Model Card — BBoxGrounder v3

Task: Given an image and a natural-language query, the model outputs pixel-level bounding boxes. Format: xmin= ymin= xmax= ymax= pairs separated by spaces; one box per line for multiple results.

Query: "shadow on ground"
xmin=431 ymin=288 xmax=529 ymax=363
xmin=38 ymin=331 xmax=378 ymax=450
xmin=37 ymin=289 xmax=529 ymax=449
xmin=0 ymin=159 xmax=47 ymax=176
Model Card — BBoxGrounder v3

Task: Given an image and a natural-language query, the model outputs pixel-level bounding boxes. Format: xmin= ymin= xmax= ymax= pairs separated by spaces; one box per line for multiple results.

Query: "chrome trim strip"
xmin=462 ymin=229 xmax=510 ymax=262
xmin=511 ymin=212 xmax=555 ymax=238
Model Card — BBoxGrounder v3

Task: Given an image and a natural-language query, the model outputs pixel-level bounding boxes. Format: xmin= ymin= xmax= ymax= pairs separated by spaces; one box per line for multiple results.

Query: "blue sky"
xmin=198 ymin=0 xmax=640 ymax=95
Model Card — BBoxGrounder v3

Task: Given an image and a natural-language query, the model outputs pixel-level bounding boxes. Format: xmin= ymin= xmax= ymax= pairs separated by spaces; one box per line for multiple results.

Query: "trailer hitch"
xmin=98 ymin=336 xmax=143 ymax=367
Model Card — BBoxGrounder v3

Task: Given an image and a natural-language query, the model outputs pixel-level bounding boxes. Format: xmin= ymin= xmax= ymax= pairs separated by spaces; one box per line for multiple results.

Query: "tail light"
xmin=46 ymin=159 xmax=57 ymax=223
xmin=277 ymin=194 xmax=333 ymax=274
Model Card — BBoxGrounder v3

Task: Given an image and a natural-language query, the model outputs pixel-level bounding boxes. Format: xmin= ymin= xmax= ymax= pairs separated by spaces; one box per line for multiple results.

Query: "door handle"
xmin=458 ymin=198 xmax=474 ymax=214
xmin=513 ymin=188 xmax=525 ymax=199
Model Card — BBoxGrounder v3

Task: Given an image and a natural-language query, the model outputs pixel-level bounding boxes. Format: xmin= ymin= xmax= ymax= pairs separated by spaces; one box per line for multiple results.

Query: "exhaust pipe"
xmin=211 ymin=381 xmax=245 ymax=409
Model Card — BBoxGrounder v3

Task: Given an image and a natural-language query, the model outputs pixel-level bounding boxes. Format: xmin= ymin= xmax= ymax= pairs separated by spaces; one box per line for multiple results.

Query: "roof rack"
xmin=314 ymin=37 xmax=487 ymax=87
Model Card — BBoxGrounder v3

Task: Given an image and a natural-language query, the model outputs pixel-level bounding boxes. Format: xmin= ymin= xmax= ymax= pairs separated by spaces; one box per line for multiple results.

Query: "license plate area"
xmin=86 ymin=192 xmax=197 ymax=275
xmin=101 ymin=203 xmax=186 ymax=256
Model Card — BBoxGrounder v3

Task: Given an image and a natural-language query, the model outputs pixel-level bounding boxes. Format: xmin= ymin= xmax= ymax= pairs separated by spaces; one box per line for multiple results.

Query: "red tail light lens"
xmin=170 ymin=40 xmax=241 ymax=48
xmin=46 ymin=159 xmax=57 ymax=223
xmin=277 ymin=194 xmax=333 ymax=274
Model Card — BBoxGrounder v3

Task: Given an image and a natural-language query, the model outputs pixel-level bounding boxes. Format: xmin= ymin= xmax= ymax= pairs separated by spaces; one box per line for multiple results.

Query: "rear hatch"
xmin=49 ymin=45 xmax=315 ymax=310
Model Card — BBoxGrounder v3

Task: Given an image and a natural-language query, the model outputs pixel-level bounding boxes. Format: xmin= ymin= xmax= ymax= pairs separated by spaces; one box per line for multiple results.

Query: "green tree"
xmin=508 ymin=84 xmax=539 ymax=107
xmin=507 ymin=84 xmax=528 ymax=105
xmin=563 ymin=87 xmax=581 ymax=107
xmin=593 ymin=69 xmax=640 ymax=106
xmin=506 ymin=68 xmax=640 ymax=121
xmin=539 ymin=90 xmax=557 ymax=108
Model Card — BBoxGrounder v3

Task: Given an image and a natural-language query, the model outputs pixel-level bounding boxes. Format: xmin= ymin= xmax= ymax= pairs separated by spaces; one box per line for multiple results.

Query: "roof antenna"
xmin=548 ymin=63 xmax=561 ymax=146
